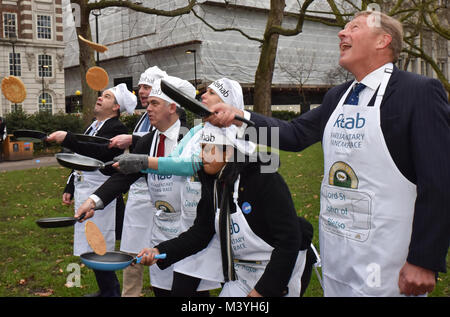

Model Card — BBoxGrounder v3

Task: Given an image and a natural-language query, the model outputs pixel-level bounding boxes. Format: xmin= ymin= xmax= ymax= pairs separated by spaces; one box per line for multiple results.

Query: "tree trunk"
xmin=253 ymin=0 xmax=285 ymax=116
xmin=75 ymin=0 xmax=98 ymax=127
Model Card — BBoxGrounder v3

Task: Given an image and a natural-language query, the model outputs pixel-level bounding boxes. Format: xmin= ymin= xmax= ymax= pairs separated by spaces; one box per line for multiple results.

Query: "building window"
xmin=438 ymin=61 xmax=448 ymax=80
xmin=3 ymin=12 xmax=17 ymax=38
xmin=38 ymin=55 xmax=52 ymax=77
xmin=39 ymin=92 xmax=52 ymax=113
xmin=410 ymin=59 xmax=417 ymax=74
xmin=9 ymin=52 xmax=21 ymax=76
xmin=420 ymin=60 xmax=426 ymax=76
xmin=11 ymin=103 xmax=22 ymax=112
xmin=37 ymin=15 xmax=52 ymax=39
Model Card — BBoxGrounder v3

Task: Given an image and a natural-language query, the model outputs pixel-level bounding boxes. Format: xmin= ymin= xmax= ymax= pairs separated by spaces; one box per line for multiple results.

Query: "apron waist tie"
xmin=234 ymin=259 xmax=269 ymax=265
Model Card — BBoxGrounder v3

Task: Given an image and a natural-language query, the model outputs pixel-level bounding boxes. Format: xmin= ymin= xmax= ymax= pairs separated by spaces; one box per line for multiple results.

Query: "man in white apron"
xmin=204 ymin=11 xmax=449 ymax=297
xmin=108 ymin=66 xmax=167 ymax=297
xmin=76 ymin=76 xmax=196 ymax=296
xmin=47 ymin=83 xmax=136 ymax=297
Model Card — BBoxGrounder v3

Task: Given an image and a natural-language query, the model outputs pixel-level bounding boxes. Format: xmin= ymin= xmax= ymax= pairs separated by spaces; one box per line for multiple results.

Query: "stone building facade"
xmin=0 ymin=0 xmax=66 ymax=116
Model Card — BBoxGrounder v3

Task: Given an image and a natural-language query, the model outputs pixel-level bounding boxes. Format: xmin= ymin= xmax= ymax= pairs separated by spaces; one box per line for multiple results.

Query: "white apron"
xmin=73 ymin=120 xmax=117 ymax=256
xmin=73 ymin=170 xmax=116 ymax=256
xmin=120 ymin=129 xmax=155 ymax=254
xmin=320 ymin=68 xmax=417 ymax=296
xmin=148 ymin=173 xmax=184 ymax=290
xmin=217 ymin=178 xmax=306 ymax=297
xmin=172 ymin=129 xmax=222 ymax=291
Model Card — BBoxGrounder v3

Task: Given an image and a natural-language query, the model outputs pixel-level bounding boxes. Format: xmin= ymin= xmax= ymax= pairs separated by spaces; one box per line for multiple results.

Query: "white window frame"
xmin=38 ymin=92 xmax=53 ymax=113
xmin=3 ymin=12 xmax=17 ymax=38
xmin=10 ymin=103 xmax=22 ymax=112
xmin=36 ymin=14 xmax=52 ymax=40
xmin=9 ymin=52 xmax=21 ymax=76
xmin=37 ymin=54 xmax=53 ymax=78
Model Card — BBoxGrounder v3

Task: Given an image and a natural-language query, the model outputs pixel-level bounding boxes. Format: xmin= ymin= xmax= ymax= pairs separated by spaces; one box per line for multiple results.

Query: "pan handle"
xmin=75 ymin=213 xmax=86 ymax=222
xmin=101 ymin=161 xmax=115 ymax=169
xmin=234 ymin=114 xmax=255 ymax=127
xmin=133 ymin=253 xmax=167 ymax=264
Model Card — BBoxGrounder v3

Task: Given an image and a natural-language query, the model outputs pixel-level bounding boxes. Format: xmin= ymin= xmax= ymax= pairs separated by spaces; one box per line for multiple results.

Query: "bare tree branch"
xmin=88 ymin=0 xmax=196 ymax=17
xmin=191 ymin=7 xmax=263 ymax=43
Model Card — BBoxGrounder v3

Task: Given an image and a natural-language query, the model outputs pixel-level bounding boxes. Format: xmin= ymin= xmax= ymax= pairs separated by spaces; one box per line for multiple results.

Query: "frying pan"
xmin=55 ymin=153 xmax=114 ymax=171
xmin=36 ymin=214 xmax=85 ymax=228
xmin=13 ymin=129 xmax=48 ymax=142
xmin=160 ymin=80 xmax=255 ymax=126
xmin=80 ymin=251 xmax=167 ymax=271
xmin=73 ymin=133 xmax=111 ymax=145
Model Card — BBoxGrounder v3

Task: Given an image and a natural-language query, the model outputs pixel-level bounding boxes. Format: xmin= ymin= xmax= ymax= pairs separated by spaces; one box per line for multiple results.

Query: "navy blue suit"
xmin=249 ymin=67 xmax=450 ymax=273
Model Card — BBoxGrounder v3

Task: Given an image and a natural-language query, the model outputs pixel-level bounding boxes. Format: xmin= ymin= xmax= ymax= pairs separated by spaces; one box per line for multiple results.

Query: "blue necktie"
xmin=139 ymin=115 xmax=150 ymax=132
xmin=346 ymin=83 xmax=366 ymax=105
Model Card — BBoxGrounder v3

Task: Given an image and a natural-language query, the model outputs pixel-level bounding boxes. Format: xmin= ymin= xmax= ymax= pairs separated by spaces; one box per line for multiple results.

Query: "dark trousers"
xmin=93 ymin=270 xmax=121 ymax=297
xmin=115 ymin=194 xmax=125 ymax=241
xmin=171 ymin=272 xmax=210 ymax=297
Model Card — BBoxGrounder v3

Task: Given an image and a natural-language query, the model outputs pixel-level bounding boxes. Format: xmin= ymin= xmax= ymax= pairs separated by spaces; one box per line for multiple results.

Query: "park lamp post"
xmin=185 ymin=49 xmax=198 ymax=95
xmin=41 ymin=65 xmax=48 ymax=104
xmin=91 ymin=6 xmax=101 ymax=64
xmin=8 ymin=33 xmax=18 ymax=110
xmin=8 ymin=33 xmax=17 ymax=76
xmin=75 ymin=90 xmax=82 ymax=113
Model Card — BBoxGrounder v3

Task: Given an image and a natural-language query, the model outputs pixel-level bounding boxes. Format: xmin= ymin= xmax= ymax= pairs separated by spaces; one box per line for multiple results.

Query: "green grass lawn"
xmin=0 ymin=143 xmax=448 ymax=297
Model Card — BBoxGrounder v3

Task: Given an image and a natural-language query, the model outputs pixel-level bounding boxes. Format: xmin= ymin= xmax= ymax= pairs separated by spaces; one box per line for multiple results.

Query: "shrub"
xmin=5 ymin=110 xmax=84 ymax=134
xmin=271 ymin=110 xmax=299 ymax=121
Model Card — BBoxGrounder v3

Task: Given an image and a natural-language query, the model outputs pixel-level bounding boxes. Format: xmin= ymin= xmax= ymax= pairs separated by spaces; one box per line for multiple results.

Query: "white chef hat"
xmin=149 ymin=75 xmax=196 ymax=108
xmin=138 ymin=66 xmax=168 ymax=87
xmin=200 ymin=122 xmax=256 ymax=156
xmin=109 ymin=83 xmax=137 ymax=114
xmin=208 ymin=78 xmax=244 ymax=110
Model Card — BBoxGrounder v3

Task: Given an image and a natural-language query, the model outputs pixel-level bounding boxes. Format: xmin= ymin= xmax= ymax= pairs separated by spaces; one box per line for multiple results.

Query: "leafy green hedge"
xmin=5 ymin=110 xmax=85 ymax=135
xmin=271 ymin=110 xmax=300 ymax=121
xmin=4 ymin=110 xmax=141 ymax=135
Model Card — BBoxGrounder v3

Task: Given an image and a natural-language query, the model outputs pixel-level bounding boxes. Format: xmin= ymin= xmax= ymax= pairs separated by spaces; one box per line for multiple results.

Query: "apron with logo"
xmin=217 ymin=177 xmax=306 ymax=297
xmin=320 ymin=68 xmax=417 ymax=296
xmin=147 ymin=172 xmax=184 ymax=290
xmin=172 ymin=128 xmax=223 ymax=290
xmin=120 ymin=128 xmax=155 ymax=254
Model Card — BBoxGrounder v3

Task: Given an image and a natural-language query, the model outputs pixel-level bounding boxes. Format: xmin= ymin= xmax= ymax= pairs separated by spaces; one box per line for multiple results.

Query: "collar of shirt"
xmin=157 ymin=119 xmax=181 ymax=155
xmin=87 ymin=118 xmax=109 ymax=136
xmin=351 ymin=62 xmax=393 ymax=106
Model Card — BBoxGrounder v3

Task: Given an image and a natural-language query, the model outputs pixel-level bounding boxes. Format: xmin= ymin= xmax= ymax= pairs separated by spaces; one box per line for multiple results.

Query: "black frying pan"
xmin=55 ymin=153 xmax=114 ymax=171
xmin=36 ymin=214 xmax=85 ymax=228
xmin=72 ymin=134 xmax=111 ymax=145
xmin=13 ymin=129 xmax=48 ymax=142
xmin=160 ymin=80 xmax=255 ymax=126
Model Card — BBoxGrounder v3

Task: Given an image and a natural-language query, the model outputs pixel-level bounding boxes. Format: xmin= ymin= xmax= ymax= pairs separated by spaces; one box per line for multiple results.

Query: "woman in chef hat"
xmin=137 ymin=122 xmax=308 ymax=297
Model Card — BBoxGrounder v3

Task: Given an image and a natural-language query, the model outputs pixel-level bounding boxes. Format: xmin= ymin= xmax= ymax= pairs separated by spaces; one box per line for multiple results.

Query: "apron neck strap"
xmin=373 ymin=67 xmax=393 ymax=109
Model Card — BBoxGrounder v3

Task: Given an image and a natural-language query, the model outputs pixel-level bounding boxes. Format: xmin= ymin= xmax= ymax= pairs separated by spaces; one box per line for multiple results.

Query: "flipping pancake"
xmin=85 ymin=221 xmax=107 ymax=256
xmin=86 ymin=66 xmax=109 ymax=91
xmin=78 ymin=34 xmax=108 ymax=53
xmin=1 ymin=76 xmax=27 ymax=103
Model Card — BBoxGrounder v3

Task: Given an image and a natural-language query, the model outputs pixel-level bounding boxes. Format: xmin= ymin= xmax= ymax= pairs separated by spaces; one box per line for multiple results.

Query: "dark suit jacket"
xmin=249 ymin=67 xmax=450 ymax=273
xmin=63 ymin=116 xmax=128 ymax=195
xmin=156 ymin=161 xmax=304 ymax=296
xmin=93 ymin=120 xmax=188 ymax=207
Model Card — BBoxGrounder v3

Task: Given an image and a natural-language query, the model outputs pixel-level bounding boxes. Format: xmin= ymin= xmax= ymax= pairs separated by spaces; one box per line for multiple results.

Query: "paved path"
xmin=0 ymin=155 xmax=59 ymax=172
